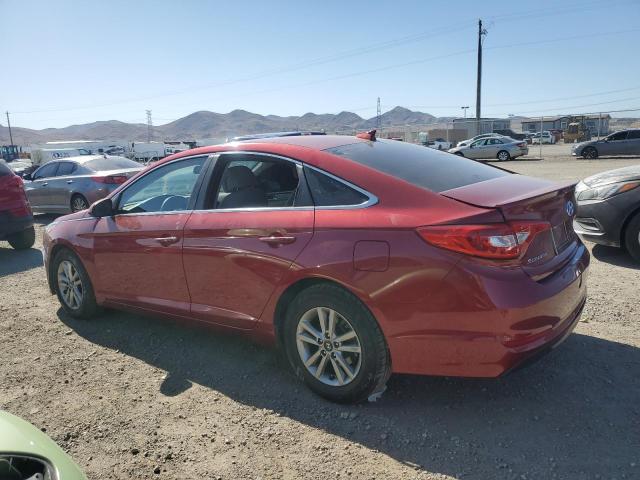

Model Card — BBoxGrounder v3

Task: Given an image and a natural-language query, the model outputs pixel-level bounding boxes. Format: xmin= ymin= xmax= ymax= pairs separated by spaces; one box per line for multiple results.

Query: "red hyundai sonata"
xmin=42 ymin=134 xmax=589 ymax=403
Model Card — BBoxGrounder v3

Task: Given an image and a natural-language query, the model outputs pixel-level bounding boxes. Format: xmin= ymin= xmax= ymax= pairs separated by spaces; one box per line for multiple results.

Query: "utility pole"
xmin=146 ymin=109 xmax=153 ymax=143
xmin=476 ymin=19 xmax=487 ymax=130
xmin=376 ymin=97 xmax=381 ymax=129
xmin=461 ymin=106 xmax=469 ymax=119
xmin=5 ymin=111 xmax=15 ymax=146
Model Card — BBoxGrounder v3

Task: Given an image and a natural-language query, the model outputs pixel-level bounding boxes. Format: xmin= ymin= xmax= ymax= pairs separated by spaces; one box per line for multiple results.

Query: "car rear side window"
xmin=304 ymin=166 xmax=369 ymax=207
xmin=326 ymin=139 xmax=510 ymax=192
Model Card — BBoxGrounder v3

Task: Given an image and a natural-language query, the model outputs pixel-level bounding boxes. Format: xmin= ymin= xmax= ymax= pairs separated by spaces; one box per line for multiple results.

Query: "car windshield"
xmin=84 ymin=156 xmax=140 ymax=171
xmin=326 ymin=139 xmax=510 ymax=192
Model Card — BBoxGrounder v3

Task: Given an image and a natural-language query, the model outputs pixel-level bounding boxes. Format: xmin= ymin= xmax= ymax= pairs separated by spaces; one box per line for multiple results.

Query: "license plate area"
xmin=552 ymin=220 xmax=573 ymax=253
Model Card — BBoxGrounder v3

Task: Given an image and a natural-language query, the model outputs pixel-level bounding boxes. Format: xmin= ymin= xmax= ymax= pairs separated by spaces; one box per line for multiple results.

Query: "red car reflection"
xmin=42 ymin=134 xmax=589 ymax=403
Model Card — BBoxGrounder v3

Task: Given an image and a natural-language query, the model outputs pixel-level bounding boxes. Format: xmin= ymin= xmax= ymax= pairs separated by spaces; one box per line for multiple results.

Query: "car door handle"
xmin=41 ymin=182 xmax=48 ymax=187
xmin=66 ymin=180 xmax=74 ymax=184
xmin=153 ymin=236 xmax=179 ymax=246
xmin=259 ymin=235 xmax=296 ymax=246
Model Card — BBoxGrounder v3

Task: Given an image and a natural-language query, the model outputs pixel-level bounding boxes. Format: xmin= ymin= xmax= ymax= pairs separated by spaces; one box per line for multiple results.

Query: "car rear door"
xmin=49 ymin=161 xmax=78 ymax=209
xmin=601 ymin=131 xmax=628 ymax=155
xmin=182 ymin=152 xmax=314 ymax=330
xmin=90 ymin=155 xmax=208 ymax=315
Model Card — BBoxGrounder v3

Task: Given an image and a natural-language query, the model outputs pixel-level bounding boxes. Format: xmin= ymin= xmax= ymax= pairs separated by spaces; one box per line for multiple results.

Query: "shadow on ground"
xmin=58 ymin=308 xmax=640 ymax=479
xmin=592 ymin=244 xmax=639 ymax=270
xmin=0 ymin=247 xmax=43 ymax=277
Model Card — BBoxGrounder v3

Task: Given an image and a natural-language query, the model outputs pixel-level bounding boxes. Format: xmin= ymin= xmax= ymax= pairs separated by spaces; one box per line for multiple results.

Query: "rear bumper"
xmin=0 ymin=214 xmax=34 ymax=239
xmin=385 ymin=242 xmax=590 ymax=377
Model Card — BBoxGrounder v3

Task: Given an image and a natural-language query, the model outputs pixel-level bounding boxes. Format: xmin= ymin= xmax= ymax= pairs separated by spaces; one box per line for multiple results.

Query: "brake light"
xmin=516 ymin=142 xmax=526 ymax=148
xmin=92 ymin=175 xmax=128 ymax=184
xmin=417 ymin=221 xmax=550 ymax=259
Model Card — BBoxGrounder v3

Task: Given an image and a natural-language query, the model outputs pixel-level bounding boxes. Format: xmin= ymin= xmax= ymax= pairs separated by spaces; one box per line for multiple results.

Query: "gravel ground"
xmin=1 ymin=147 xmax=639 ymax=480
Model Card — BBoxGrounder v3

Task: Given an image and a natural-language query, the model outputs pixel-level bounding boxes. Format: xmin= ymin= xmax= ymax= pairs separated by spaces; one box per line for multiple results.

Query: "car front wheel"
xmin=52 ymin=249 xmax=99 ymax=319
xmin=624 ymin=212 xmax=640 ymax=263
xmin=283 ymin=283 xmax=390 ymax=403
xmin=582 ymin=147 xmax=598 ymax=159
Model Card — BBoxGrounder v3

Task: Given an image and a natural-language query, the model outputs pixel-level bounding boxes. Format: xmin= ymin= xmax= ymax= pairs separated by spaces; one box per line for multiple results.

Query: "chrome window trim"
xmin=303 ymin=163 xmax=379 ymax=210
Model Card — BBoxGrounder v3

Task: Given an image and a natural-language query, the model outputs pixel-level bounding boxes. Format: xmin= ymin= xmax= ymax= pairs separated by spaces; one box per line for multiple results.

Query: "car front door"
xmin=25 ymin=162 xmax=59 ymax=211
xmin=625 ymin=130 xmax=640 ymax=154
xmin=182 ymin=153 xmax=314 ymax=329
xmin=467 ymin=139 xmax=488 ymax=159
xmin=90 ymin=155 xmax=208 ymax=315
xmin=600 ymin=131 xmax=628 ymax=155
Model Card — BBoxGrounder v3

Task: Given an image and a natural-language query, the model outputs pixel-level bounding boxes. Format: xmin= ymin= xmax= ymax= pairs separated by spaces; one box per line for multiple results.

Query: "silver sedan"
xmin=24 ymin=155 xmax=142 ymax=213
xmin=448 ymin=137 xmax=528 ymax=161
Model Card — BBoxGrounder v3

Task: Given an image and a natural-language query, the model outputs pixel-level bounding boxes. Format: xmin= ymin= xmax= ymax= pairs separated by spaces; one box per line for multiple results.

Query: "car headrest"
xmin=222 ymin=166 xmax=258 ymax=192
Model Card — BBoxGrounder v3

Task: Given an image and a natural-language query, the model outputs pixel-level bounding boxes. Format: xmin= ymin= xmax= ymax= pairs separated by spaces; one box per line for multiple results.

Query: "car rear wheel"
xmin=624 ymin=212 xmax=640 ymax=263
xmin=497 ymin=150 xmax=511 ymax=161
xmin=71 ymin=194 xmax=89 ymax=212
xmin=582 ymin=147 xmax=598 ymax=159
xmin=283 ymin=283 xmax=390 ymax=404
xmin=53 ymin=249 xmax=99 ymax=319
xmin=7 ymin=226 xmax=35 ymax=250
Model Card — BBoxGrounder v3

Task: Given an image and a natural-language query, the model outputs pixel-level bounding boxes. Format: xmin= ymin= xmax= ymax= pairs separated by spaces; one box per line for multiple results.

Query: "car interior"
xmin=0 ymin=455 xmax=53 ymax=480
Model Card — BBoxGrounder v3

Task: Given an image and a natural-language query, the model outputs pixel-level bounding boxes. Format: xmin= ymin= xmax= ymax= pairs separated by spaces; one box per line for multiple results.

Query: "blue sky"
xmin=2 ymin=0 xmax=640 ymax=129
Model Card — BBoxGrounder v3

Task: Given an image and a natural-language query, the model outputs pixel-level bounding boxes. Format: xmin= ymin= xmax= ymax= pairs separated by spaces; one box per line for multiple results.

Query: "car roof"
xmin=44 ymin=155 xmax=130 ymax=164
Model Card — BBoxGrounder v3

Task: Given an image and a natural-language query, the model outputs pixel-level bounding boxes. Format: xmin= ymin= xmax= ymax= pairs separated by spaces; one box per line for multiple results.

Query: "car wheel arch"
xmin=272 ymin=276 xmax=386 ymax=352
xmin=47 ymin=243 xmax=85 ymax=293
xmin=620 ymin=204 xmax=640 ymax=250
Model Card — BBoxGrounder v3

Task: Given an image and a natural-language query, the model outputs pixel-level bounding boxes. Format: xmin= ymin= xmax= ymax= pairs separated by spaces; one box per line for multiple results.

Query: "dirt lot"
xmin=1 ymin=147 xmax=639 ymax=480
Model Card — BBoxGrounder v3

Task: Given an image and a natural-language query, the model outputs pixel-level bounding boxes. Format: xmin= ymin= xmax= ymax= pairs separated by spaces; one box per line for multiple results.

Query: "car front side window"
xmin=116 ymin=156 xmax=205 ymax=214
xmin=608 ymin=132 xmax=627 ymax=141
xmin=33 ymin=162 xmax=59 ymax=180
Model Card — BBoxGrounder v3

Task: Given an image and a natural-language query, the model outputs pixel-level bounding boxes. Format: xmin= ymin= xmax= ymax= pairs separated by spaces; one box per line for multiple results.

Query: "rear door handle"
xmin=66 ymin=180 xmax=74 ymax=184
xmin=41 ymin=182 xmax=48 ymax=187
xmin=259 ymin=235 xmax=296 ymax=246
xmin=153 ymin=236 xmax=179 ymax=246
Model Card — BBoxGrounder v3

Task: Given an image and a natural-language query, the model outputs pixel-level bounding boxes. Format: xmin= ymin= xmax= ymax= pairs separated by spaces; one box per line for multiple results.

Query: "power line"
xmin=9 ymin=1 xmax=635 ymax=116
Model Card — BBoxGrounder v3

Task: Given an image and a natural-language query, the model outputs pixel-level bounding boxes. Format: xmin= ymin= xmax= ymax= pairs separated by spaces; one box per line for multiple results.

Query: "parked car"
xmin=456 ymin=133 xmax=506 ymax=147
xmin=448 ymin=136 xmax=528 ymax=161
xmin=531 ymin=131 xmax=555 ymax=144
xmin=42 ymin=135 xmax=588 ymax=403
xmin=572 ymin=129 xmax=640 ymax=159
xmin=0 ymin=410 xmax=86 ymax=480
xmin=24 ymin=155 xmax=142 ymax=214
xmin=574 ymin=164 xmax=640 ymax=262
xmin=493 ymin=129 xmax=526 ymax=141
xmin=426 ymin=138 xmax=452 ymax=150
xmin=0 ymin=161 xmax=35 ymax=250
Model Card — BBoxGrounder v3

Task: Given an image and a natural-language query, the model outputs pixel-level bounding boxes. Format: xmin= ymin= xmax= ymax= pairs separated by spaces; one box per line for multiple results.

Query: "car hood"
xmin=0 ymin=411 xmax=86 ymax=479
xmin=582 ymin=164 xmax=640 ymax=187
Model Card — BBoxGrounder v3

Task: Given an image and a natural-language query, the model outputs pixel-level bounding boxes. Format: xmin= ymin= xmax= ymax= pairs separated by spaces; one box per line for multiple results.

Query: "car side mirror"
xmin=23 ymin=173 xmax=32 ymax=181
xmin=90 ymin=197 xmax=114 ymax=218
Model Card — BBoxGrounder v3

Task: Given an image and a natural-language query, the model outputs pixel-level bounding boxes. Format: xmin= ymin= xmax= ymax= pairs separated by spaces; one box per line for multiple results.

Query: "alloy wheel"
xmin=498 ymin=151 xmax=510 ymax=161
xmin=57 ymin=260 xmax=84 ymax=310
xmin=296 ymin=307 xmax=362 ymax=387
xmin=71 ymin=196 xmax=89 ymax=212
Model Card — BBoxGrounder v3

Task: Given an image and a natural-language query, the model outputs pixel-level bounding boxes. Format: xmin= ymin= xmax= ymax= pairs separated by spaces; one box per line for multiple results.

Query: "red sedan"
xmin=42 ymin=134 xmax=589 ymax=403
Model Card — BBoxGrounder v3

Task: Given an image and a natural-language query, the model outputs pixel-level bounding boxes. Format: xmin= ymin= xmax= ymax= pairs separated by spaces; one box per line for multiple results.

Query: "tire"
xmin=52 ymin=248 xmax=99 ymax=319
xmin=282 ymin=283 xmax=390 ymax=404
xmin=497 ymin=150 xmax=511 ymax=162
xmin=7 ymin=226 xmax=35 ymax=250
xmin=624 ymin=212 xmax=640 ymax=263
xmin=582 ymin=147 xmax=598 ymax=159
xmin=70 ymin=194 xmax=89 ymax=212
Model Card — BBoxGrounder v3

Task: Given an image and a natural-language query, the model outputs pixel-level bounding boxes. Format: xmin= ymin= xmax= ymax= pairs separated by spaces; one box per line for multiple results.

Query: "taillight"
xmin=92 ymin=175 xmax=128 ymax=184
xmin=516 ymin=142 xmax=526 ymax=148
xmin=417 ymin=221 xmax=550 ymax=259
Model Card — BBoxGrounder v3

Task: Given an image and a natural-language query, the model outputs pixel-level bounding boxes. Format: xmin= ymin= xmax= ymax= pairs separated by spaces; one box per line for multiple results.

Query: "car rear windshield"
xmin=325 ymin=139 xmax=510 ymax=192
xmin=84 ymin=157 xmax=141 ymax=171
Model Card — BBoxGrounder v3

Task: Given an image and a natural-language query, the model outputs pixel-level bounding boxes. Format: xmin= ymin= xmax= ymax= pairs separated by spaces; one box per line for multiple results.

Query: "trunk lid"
xmin=441 ymin=175 xmax=579 ymax=279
